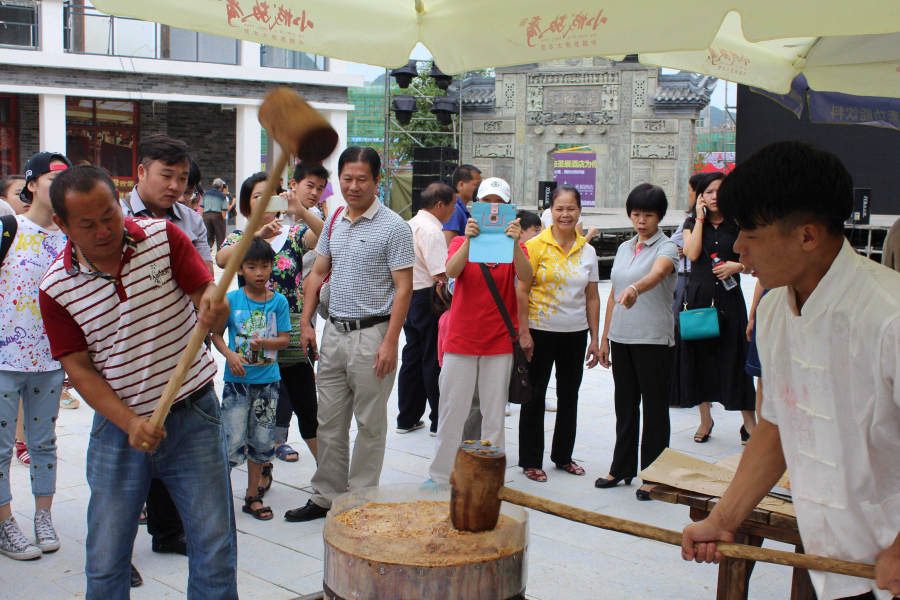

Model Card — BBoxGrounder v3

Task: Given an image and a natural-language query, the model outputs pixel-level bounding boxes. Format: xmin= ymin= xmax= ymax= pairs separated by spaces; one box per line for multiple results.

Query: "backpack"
xmin=0 ymin=214 xmax=18 ymax=268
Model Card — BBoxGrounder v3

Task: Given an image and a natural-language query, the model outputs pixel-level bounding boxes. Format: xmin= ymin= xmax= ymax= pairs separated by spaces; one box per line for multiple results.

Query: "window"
xmin=0 ymin=0 xmax=38 ymax=49
xmin=695 ymin=117 xmax=706 ymax=129
xmin=65 ymin=98 xmax=139 ymax=197
xmin=260 ymin=46 xmax=326 ymax=70
xmin=64 ymin=1 xmax=238 ymax=64
xmin=0 ymin=96 xmax=19 ymax=177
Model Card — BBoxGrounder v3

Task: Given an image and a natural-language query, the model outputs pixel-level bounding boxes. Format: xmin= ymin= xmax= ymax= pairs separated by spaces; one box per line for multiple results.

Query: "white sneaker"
xmin=0 ymin=516 xmax=42 ymax=560
xmin=505 ymin=403 xmax=512 ymax=417
xmin=545 ymin=398 xmax=558 ymax=412
xmin=34 ymin=509 xmax=60 ymax=553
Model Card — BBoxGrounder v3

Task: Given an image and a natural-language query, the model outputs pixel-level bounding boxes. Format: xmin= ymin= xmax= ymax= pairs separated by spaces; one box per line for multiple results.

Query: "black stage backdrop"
xmin=736 ymin=85 xmax=900 ymax=215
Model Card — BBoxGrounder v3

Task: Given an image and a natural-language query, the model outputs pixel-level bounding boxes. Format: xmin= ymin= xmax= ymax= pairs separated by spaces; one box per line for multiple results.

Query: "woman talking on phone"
xmin=669 ymin=172 xmax=756 ymax=445
xmin=217 ymin=172 xmax=325 ymax=490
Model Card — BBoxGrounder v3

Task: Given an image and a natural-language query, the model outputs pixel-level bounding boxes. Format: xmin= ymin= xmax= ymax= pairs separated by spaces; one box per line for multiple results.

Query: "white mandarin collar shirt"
xmin=757 ymin=240 xmax=900 ymax=600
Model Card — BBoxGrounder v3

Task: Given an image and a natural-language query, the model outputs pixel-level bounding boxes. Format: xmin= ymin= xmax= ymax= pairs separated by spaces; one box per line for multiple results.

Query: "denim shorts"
xmin=222 ymin=381 xmax=279 ymax=468
xmin=745 ymin=289 xmax=770 ymax=379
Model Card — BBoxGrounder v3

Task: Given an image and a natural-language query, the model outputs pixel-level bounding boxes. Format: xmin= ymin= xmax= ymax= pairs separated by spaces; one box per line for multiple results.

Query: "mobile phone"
xmin=306 ymin=344 xmax=318 ymax=363
xmin=265 ymin=195 xmax=289 ymax=214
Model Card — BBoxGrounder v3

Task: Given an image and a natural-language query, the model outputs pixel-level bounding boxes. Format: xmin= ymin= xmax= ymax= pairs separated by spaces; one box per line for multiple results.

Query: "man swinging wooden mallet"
xmin=38 ymin=88 xmax=336 ymax=599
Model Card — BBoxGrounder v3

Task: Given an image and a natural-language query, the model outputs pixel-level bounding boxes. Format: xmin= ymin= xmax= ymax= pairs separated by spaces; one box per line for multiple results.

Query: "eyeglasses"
xmin=183 ymin=190 xmax=197 ymax=200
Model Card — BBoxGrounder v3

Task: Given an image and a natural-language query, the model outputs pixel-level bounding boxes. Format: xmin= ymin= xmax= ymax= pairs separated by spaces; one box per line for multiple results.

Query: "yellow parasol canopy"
xmin=91 ymin=0 xmax=900 ymax=84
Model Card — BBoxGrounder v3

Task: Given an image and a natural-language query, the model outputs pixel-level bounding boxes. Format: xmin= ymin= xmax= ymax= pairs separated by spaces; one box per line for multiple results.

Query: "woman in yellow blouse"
xmin=516 ymin=185 xmax=602 ymax=482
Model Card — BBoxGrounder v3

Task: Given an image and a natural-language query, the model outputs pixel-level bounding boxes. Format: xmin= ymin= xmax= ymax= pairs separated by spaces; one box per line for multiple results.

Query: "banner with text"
xmin=553 ymin=152 xmax=596 ymax=208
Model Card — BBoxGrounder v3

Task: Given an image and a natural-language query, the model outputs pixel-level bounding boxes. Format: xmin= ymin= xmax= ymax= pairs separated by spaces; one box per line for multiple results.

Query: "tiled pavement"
xmin=0 ymin=277 xmax=795 ymax=599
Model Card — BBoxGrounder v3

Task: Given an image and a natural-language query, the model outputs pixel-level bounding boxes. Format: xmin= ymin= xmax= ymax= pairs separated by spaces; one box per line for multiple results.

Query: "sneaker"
xmin=15 ymin=440 xmax=29 ymax=465
xmin=33 ymin=509 xmax=60 ymax=553
xmin=545 ymin=398 xmax=558 ymax=412
xmin=505 ymin=404 xmax=512 ymax=417
xmin=396 ymin=420 xmax=425 ymax=434
xmin=430 ymin=430 xmax=437 ymax=437
xmin=0 ymin=516 xmax=42 ymax=560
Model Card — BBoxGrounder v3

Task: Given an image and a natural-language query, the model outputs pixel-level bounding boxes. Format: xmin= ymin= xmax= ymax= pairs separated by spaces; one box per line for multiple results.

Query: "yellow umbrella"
xmin=640 ymin=11 xmax=900 ymax=98
xmin=91 ymin=0 xmax=900 ymax=74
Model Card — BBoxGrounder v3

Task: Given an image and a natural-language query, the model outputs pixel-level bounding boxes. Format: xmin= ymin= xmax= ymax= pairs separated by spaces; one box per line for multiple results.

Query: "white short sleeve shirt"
xmin=757 ymin=240 xmax=900 ymax=600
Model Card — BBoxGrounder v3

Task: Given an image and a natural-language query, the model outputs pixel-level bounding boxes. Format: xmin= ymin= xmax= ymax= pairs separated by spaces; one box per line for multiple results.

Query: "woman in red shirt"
xmin=428 ymin=178 xmax=532 ymax=483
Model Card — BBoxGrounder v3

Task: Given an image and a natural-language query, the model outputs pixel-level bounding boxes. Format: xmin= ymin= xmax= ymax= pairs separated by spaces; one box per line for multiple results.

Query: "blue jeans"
xmin=85 ymin=385 xmax=238 ymax=600
xmin=0 ymin=369 xmax=64 ymax=505
xmin=222 ymin=381 xmax=278 ymax=467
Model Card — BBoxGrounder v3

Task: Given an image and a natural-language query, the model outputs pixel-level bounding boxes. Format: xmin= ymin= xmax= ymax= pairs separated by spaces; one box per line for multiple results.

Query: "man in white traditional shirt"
xmin=681 ymin=141 xmax=900 ymax=600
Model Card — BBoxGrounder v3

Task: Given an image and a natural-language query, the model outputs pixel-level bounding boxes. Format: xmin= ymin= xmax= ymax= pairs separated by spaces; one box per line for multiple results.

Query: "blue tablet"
xmin=469 ymin=202 xmax=517 ymax=264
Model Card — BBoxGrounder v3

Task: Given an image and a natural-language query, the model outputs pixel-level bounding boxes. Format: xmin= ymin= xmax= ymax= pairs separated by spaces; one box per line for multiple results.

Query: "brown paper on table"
xmin=639 ymin=448 xmax=795 ymax=518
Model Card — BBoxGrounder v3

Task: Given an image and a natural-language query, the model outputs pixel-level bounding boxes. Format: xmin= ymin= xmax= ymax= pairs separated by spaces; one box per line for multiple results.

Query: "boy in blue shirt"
xmin=212 ymin=238 xmax=290 ymax=521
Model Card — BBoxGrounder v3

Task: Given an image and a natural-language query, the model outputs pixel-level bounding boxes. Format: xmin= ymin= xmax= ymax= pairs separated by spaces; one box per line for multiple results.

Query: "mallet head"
xmin=258 ymin=87 xmax=338 ymax=163
xmin=449 ymin=440 xmax=506 ymax=533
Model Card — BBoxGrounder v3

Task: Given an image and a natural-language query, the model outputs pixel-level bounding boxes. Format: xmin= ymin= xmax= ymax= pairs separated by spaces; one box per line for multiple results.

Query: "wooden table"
xmin=651 ymin=484 xmax=815 ymax=600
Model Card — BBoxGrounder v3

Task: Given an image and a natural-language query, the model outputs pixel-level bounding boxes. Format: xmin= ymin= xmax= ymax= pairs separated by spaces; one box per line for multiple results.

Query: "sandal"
xmin=258 ymin=463 xmax=274 ymax=498
xmin=275 ymin=444 xmax=299 ymax=462
xmin=523 ymin=468 xmax=547 ymax=482
xmin=140 ymin=505 xmax=148 ymax=525
xmin=694 ymin=420 xmax=715 ymax=443
xmin=59 ymin=389 xmax=80 ymax=409
xmin=242 ymin=495 xmax=273 ymax=521
xmin=555 ymin=461 xmax=586 ymax=476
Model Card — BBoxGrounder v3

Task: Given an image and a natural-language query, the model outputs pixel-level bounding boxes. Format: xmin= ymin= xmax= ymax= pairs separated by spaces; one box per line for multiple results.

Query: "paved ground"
xmin=0 ymin=275 xmax=795 ymax=600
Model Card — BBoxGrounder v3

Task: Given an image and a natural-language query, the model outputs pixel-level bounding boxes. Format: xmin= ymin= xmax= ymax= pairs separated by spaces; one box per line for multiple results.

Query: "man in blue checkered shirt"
xmin=285 ymin=147 xmax=415 ymax=522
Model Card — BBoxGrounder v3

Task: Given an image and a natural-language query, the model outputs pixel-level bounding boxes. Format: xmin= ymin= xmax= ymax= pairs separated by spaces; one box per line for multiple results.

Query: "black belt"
xmin=329 ymin=314 xmax=391 ymax=332
xmin=169 ymin=381 xmax=214 ymax=414
xmin=677 ymin=272 xmax=689 ymax=277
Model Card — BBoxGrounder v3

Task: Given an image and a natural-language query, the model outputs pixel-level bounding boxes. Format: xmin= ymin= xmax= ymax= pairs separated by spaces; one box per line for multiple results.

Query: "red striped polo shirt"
xmin=38 ymin=218 xmax=216 ymax=417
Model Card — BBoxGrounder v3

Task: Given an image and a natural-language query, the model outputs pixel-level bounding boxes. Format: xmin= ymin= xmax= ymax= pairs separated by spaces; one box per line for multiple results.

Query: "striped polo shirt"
xmin=38 ymin=218 xmax=216 ymax=416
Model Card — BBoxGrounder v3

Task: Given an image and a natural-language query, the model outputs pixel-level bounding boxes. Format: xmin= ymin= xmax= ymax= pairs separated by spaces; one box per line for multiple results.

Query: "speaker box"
xmin=538 ymin=181 xmax=557 ymax=209
xmin=850 ymin=188 xmax=871 ymax=225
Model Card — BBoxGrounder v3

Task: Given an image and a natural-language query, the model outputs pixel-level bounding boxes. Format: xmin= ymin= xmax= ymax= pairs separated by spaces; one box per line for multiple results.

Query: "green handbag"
xmin=679 ymin=303 xmax=721 ymax=340
xmin=678 ymin=246 xmax=721 ymax=340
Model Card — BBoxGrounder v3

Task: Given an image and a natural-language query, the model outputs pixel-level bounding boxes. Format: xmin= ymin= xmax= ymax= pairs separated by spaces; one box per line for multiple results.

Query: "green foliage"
xmin=389 ymin=66 xmax=493 ymax=164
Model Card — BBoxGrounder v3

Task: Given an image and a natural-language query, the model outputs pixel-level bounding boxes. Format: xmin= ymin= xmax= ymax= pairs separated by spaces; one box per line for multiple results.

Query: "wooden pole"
xmin=497 ymin=487 xmax=876 ymax=580
xmin=148 ymin=151 xmax=291 ymax=430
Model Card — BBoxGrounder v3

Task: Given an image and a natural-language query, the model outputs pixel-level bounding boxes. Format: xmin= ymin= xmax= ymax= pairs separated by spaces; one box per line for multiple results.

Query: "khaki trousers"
xmin=429 ymin=352 xmax=513 ymax=484
xmin=310 ymin=320 xmax=395 ymax=509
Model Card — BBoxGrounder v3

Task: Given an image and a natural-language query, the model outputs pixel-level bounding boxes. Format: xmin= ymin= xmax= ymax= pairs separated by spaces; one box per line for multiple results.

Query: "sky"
xmin=344 ymin=46 xmax=737 ymax=111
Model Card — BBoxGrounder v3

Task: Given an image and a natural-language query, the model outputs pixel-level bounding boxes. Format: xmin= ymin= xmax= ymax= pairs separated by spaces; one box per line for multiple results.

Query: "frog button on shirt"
xmin=757 ymin=240 xmax=900 ymax=600
xmin=525 ymin=225 xmax=599 ymax=332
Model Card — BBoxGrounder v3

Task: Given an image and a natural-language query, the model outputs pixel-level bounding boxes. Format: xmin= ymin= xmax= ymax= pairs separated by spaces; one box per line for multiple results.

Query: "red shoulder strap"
xmin=328 ymin=206 xmax=345 ymax=237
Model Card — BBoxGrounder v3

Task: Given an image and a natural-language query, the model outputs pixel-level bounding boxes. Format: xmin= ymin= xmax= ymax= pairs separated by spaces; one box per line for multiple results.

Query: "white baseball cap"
xmin=476 ymin=177 xmax=511 ymax=203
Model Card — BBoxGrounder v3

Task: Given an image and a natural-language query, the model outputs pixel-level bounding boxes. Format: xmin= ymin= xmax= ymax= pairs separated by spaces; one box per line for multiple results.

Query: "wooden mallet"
xmin=449 ymin=441 xmax=876 ymax=580
xmin=145 ymin=87 xmax=338 ymax=439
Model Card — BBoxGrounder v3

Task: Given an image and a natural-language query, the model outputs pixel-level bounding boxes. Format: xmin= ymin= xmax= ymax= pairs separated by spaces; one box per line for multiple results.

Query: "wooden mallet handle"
xmin=148 ymin=151 xmax=290 ymax=429
xmin=498 ymin=487 xmax=875 ymax=580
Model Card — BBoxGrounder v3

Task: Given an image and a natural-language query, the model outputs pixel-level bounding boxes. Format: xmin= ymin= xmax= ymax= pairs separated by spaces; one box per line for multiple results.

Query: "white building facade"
xmin=0 ymin=0 xmax=358 ymax=205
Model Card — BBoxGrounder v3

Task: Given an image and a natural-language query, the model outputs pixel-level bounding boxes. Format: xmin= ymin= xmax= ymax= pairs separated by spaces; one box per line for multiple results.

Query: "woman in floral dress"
xmin=218 ymin=172 xmax=324 ymax=490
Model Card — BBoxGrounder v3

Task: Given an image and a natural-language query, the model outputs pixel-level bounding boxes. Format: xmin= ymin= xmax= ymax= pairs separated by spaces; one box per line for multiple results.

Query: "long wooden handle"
xmin=149 ymin=151 xmax=291 ymax=428
xmin=498 ymin=487 xmax=876 ymax=580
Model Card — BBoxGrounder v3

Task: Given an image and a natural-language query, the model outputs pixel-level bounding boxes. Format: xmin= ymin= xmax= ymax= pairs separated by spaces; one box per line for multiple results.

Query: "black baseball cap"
xmin=21 ymin=152 xmax=72 ymax=202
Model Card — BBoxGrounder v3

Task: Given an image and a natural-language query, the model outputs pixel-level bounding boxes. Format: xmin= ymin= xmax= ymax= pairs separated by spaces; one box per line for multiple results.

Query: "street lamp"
xmin=429 ymin=63 xmax=452 ymax=91
xmin=389 ymin=60 xmax=419 ymax=88
xmin=431 ymin=95 xmax=458 ymax=125
xmin=391 ymin=95 xmax=417 ymax=125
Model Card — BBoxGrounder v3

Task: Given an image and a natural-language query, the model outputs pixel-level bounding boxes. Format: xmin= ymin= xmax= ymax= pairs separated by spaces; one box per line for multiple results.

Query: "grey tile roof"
xmin=656 ymin=72 xmax=718 ymax=104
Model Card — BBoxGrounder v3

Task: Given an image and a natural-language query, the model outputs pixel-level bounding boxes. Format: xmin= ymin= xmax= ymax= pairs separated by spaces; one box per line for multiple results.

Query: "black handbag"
xmin=479 ymin=264 xmax=532 ymax=405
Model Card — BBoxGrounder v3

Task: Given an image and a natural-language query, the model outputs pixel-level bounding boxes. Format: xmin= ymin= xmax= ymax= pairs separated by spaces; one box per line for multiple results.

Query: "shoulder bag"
xmin=678 ymin=233 xmax=721 ymax=341
xmin=478 ymin=264 xmax=532 ymax=404
xmin=316 ymin=205 xmax=344 ymax=319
